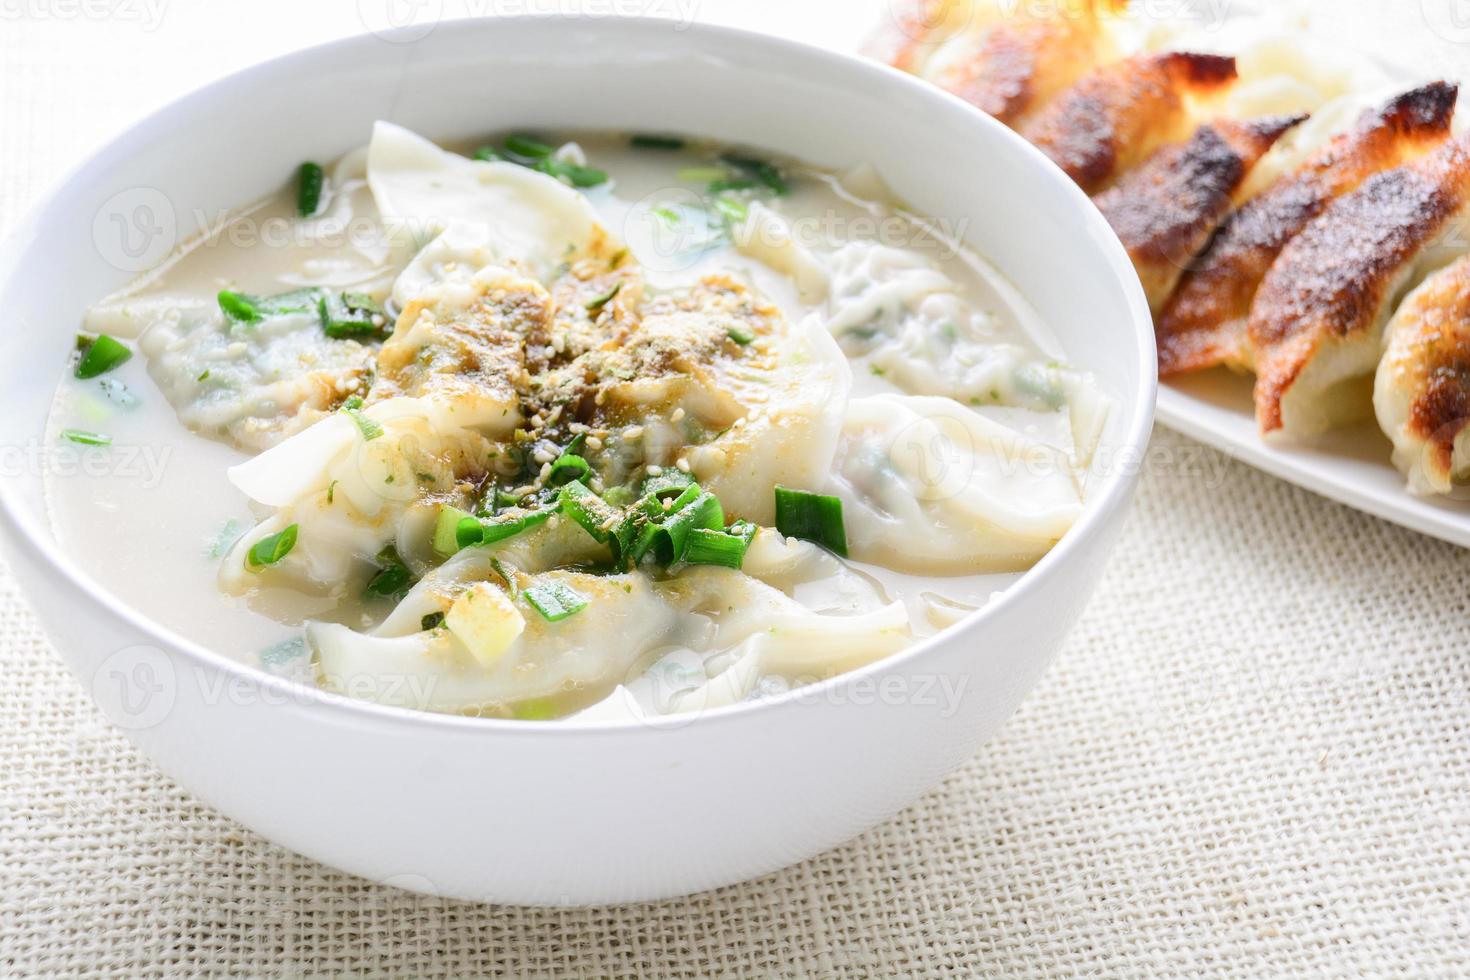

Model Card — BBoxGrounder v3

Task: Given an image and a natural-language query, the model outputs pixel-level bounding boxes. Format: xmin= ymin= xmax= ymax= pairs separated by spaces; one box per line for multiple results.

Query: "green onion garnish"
xmin=319 ymin=292 xmax=385 ymax=339
xmin=503 ymin=134 xmax=555 ymax=160
xmin=629 ymin=487 xmax=724 ymax=566
xmin=297 ymin=161 xmax=324 ymax=217
xmin=631 ymin=134 xmax=685 ymax=150
xmin=472 ymin=146 xmax=504 ymax=162
xmin=708 ymin=177 xmax=760 ymax=194
xmin=774 ymin=486 xmax=847 ymax=556
xmin=524 ymin=580 xmax=589 ymax=622
xmin=340 ymin=400 xmax=382 ymax=440
xmin=60 ymin=428 xmax=111 ymax=447
xmin=727 ymin=325 xmax=755 ymax=345
xmin=364 ymin=545 xmax=414 ymax=598
xmin=433 ymin=506 xmax=475 ymax=556
xmin=74 ymin=334 xmax=132 ymax=379
xmin=585 ymin=281 xmax=623 ymax=312
xmin=712 ymin=197 xmax=749 ymax=224
xmin=683 ymin=526 xmax=753 ymax=569
xmin=547 ymin=452 xmax=591 ymax=486
xmin=559 ymin=481 xmax=618 ymax=543
xmin=534 ymin=158 xmax=609 ymax=188
xmin=218 ymin=287 xmax=325 ymax=324
xmin=421 ymin=611 xmax=445 ymax=631
xmin=641 ymin=468 xmax=695 ymax=500
xmin=246 ymin=523 xmax=298 ymax=569
xmin=677 ymin=166 xmax=728 ymax=183
xmin=218 ymin=290 xmax=261 ymax=323
xmin=722 ymin=153 xmax=789 ymax=195
xmin=451 ymin=507 xmax=557 ymax=552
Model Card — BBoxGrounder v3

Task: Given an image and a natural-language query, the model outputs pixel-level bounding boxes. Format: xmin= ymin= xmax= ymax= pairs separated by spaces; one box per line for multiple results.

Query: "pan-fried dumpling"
xmin=1374 ymin=255 xmax=1470 ymax=497
xmin=1157 ymin=83 xmax=1459 ymax=376
xmin=1093 ymin=113 xmax=1305 ymax=313
xmin=920 ymin=0 xmax=1126 ymax=129
xmin=1250 ymin=135 xmax=1470 ymax=437
xmin=863 ymin=0 xmax=983 ymax=75
xmin=1021 ymin=51 xmax=1238 ymax=194
xmin=827 ymin=394 xmax=1083 ymax=574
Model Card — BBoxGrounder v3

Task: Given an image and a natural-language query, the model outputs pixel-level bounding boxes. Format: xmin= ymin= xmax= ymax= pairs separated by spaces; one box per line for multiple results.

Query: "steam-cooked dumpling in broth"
xmin=46 ymin=124 xmax=1107 ymax=721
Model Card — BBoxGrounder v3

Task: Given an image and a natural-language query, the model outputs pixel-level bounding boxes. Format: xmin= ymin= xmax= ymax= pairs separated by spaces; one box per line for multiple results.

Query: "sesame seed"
xmin=671 ymin=407 xmax=685 ymax=422
xmin=624 ymin=426 xmax=644 ymax=440
xmin=675 ymin=458 xmax=691 ymax=473
xmin=585 ymin=436 xmax=604 ymax=451
xmin=646 ymin=464 xmax=663 ymax=477
xmin=532 ymin=449 xmax=555 ymax=464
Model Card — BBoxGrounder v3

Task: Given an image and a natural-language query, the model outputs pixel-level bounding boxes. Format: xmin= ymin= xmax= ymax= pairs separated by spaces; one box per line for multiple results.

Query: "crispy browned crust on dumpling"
xmin=1156 ymin=82 xmax=1460 ymax=377
xmin=1020 ymin=51 xmax=1237 ymax=194
xmin=1375 ymin=255 xmax=1470 ymax=492
xmin=1094 ymin=114 xmax=1305 ymax=313
xmin=1250 ymin=136 xmax=1470 ymax=435
xmin=925 ymin=0 xmax=1126 ymax=128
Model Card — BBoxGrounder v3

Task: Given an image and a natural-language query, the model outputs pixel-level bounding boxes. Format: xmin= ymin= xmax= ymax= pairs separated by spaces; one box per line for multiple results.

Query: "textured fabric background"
xmin=3 ymin=2 xmax=1469 ymax=976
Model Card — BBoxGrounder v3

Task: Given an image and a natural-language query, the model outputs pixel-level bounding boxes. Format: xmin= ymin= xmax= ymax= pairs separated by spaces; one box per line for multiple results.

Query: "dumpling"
xmin=1250 ymin=135 xmax=1470 ymax=437
xmin=920 ymin=0 xmax=1126 ymax=129
xmin=366 ymin=121 xmax=617 ymax=281
xmin=1157 ymin=82 xmax=1459 ymax=376
xmin=1021 ymin=51 xmax=1238 ymax=194
xmin=1374 ymin=255 xmax=1470 ymax=497
xmin=311 ymin=550 xmax=680 ymax=714
xmin=1094 ymin=113 xmax=1305 ymax=313
xmin=827 ymin=394 xmax=1084 ymax=574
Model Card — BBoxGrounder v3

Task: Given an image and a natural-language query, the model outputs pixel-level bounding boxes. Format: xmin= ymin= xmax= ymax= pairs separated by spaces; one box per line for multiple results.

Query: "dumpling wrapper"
xmin=366 ymin=121 xmax=610 ymax=283
xmin=828 ymin=394 xmax=1084 ymax=574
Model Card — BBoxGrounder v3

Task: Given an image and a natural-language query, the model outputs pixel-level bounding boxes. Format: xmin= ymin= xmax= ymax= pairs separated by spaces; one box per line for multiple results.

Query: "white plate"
xmin=1159 ymin=379 xmax=1470 ymax=547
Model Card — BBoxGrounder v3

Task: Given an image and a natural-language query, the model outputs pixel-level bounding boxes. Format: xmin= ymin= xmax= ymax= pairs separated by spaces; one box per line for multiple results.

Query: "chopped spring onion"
xmin=535 ymin=158 xmax=609 ymax=188
xmin=472 ymin=145 xmax=504 ymax=162
xmin=433 ymin=505 xmax=476 ymax=556
xmin=559 ymin=481 xmax=618 ymax=543
xmin=218 ymin=287 xmax=325 ymax=324
xmin=503 ymin=134 xmax=555 ymax=160
xmin=774 ymin=485 xmax=847 ymax=557
xmin=584 ymin=281 xmax=623 ymax=312
xmin=421 ymin=611 xmax=445 ymax=631
xmin=320 ymin=292 xmax=386 ymax=339
xmin=547 ymin=451 xmax=591 ymax=486
xmin=524 ymin=580 xmax=589 ymax=622
xmin=491 ymin=557 xmax=519 ymax=599
xmin=630 ymin=134 xmax=685 ymax=150
xmin=683 ymin=524 xmax=755 ymax=569
xmin=641 ymin=468 xmax=695 ymax=500
xmin=727 ymin=325 xmax=755 ymax=346
xmin=74 ymin=334 xmax=132 ymax=379
xmin=60 ymin=428 xmax=111 ymax=447
xmin=297 ymin=161 xmax=325 ymax=217
xmin=246 ymin=523 xmax=298 ymax=569
xmin=677 ymin=166 xmax=728 ymax=183
xmin=339 ymin=399 xmax=382 ymax=440
xmin=712 ymin=196 xmax=749 ymax=224
xmin=708 ymin=177 xmax=760 ymax=194
xmin=365 ymin=545 xmax=414 ymax=598
xmin=217 ymin=290 xmax=261 ymax=322
xmin=721 ymin=153 xmax=789 ymax=195
xmin=454 ymin=507 xmax=556 ymax=551
xmin=628 ymin=487 xmax=724 ymax=566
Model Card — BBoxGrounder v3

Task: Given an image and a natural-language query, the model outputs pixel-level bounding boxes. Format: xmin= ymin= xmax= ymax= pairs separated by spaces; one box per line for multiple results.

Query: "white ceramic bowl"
xmin=0 ymin=16 xmax=1154 ymax=904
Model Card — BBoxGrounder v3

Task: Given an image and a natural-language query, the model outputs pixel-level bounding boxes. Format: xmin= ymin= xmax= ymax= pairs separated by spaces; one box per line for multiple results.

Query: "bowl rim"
xmin=0 ymin=13 xmax=1157 ymax=736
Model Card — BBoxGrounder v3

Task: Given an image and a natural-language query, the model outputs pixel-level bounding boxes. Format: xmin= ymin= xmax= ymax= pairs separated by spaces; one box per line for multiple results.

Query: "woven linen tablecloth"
xmin=3 ymin=2 xmax=1469 ymax=976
